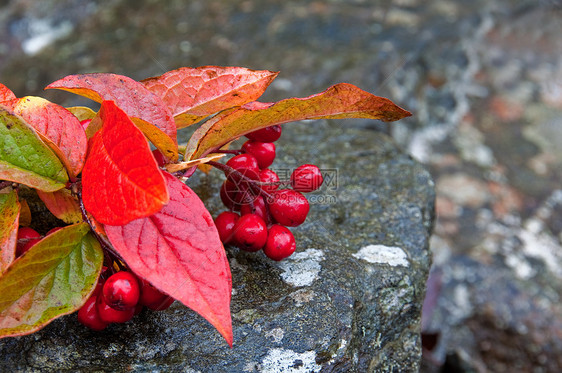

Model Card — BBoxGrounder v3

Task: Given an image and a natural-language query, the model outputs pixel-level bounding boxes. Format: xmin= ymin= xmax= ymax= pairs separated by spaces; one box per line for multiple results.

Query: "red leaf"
xmin=142 ymin=66 xmax=278 ymax=128
xmin=105 ymin=172 xmax=233 ymax=346
xmin=36 ymin=189 xmax=82 ymax=224
xmin=46 ymin=73 xmax=178 ymax=161
xmin=185 ymin=83 xmax=412 ymax=159
xmin=82 ymin=101 xmax=169 ymax=226
xmin=0 ymin=83 xmax=16 ymax=102
xmin=4 ymin=96 xmax=87 ymax=178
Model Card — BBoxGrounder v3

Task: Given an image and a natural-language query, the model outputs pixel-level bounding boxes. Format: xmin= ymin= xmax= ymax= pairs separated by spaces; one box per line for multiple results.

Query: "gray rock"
xmin=0 ymin=122 xmax=434 ymax=372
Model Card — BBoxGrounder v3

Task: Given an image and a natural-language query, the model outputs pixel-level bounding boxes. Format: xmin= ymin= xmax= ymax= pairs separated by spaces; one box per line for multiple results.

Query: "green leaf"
xmin=0 ymin=106 xmax=69 ymax=192
xmin=0 ymin=223 xmax=103 ymax=338
xmin=0 ymin=189 xmax=20 ymax=273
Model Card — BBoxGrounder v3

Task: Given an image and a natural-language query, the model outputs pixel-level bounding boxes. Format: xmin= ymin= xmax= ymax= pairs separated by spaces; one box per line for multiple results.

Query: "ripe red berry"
xmin=214 ymin=211 xmax=240 ymax=244
xmin=245 ymin=125 xmax=282 ymax=142
xmin=139 ymin=279 xmax=175 ymax=311
xmin=241 ymin=141 xmax=276 ymax=169
xmin=268 ymin=189 xmax=310 ymax=227
xmin=226 ymin=153 xmax=260 ymax=180
xmin=77 ymin=295 xmax=109 ymax=331
xmin=102 ymin=271 xmax=140 ymax=310
xmin=46 ymin=227 xmax=64 ymax=235
xmin=259 ymin=168 xmax=280 ymax=194
xmin=232 ymin=214 xmax=268 ymax=252
xmin=96 ymin=293 xmax=135 ymax=323
xmin=291 ymin=164 xmax=324 ymax=193
xmin=263 ymin=225 xmax=296 ymax=261
xmin=16 ymin=227 xmax=41 ymax=257
xmin=152 ymin=149 xmax=167 ymax=167
xmin=240 ymin=195 xmax=270 ymax=224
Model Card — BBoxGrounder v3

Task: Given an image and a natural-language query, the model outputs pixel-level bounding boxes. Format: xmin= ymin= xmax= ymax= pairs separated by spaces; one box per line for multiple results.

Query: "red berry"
xmin=291 ymin=164 xmax=323 ymax=193
xmin=152 ymin=149 xmax=167 ymax=167
xmin=240 ymin=195 xmax=270 ymax=224
xmin=46 ymin=227 xmax=64 ymax=235
xmin=215 ymin=211 xmax=239 ymax=244
xmin=259 ymin=168 xmax=280 ymax=194
xmin=102 ymin=271 xmax=140 ymax=310
xmin=268 ymin=190 xmax=309 ymax=227
xmin=77 ymin=295 xmax=109 ymax=331
xmin=139 ymin=279 xmax=175 ymax=311
xmin=16 ymin=227 xmax=41 ymax=257
xmin=226 ymin=153 xmax=260 ymax=180
xmin=232 ymin=214 xmax=268 ymax=252
xmin=263 ymin=225 xmax=296 ymax=261
xmin=241 ymin=141 xmax=276 ymax=169
xmin=245 ymin=125 xmax=282 ymax=142
xmin=96 ymin=293 xmax=135 ymax=323
xmin=220 ymin=180 xmax=241 ymax=210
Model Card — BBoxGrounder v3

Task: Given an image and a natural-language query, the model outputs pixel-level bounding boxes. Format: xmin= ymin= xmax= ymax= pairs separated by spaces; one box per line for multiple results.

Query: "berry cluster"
xmin=77 ymin=269 xmax=174 ymax=331
xmin=214 ymin=125 xmax=324 ymax=261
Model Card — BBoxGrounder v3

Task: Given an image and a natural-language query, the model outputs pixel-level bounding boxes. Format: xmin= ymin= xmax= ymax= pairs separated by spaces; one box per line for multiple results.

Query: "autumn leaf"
xmin=0 ymin=105 xmax=68 ymax=192
xmin=46 ymin=73 xmax=178 ymax=161
xmin=105 ymin=172 xmax=233 ymax=346
xmin=36 ymin=189 xmax=82 ymax=224
xmin=0 ymin=83 xmax=16 ymax=102
xmin=0 ymin=223 xmax=103 ymax=338
xmin=66 ymin=106 xmax=97 ymax=122
xmin=185 ymin=83 xmax=412 ymax=160
xmin=81 ymin=100 xmax=169 ymax=226
xmin=142 ymin=66 xmax=278 ymax=128
xmin=4 ymin=96 xmax=88 ymax=178
xmin=0 ymin=189 xmax=20 ymax=273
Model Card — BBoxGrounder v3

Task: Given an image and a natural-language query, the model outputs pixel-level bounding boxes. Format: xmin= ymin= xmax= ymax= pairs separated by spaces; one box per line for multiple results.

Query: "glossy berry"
xmin=291 ymin=164 xmax=323 ymax=193
xmin=77 ymin=295 xmax=109 ymax=331
xmin=268 ymin=189 xmax=309 ymax=227
xmin=16 ymin=227 xmax=41 ymax=257
xmin=241 ymin=141 xmax=276 ymax=169
xmin=259 ymin=168 xmax=280 ymax=194
xmin=226 ymin=153 xmax=260 ymax=180
xmin=96 ymin=294 xmax=135 ymax=323
xmin=152 ymin=149 xmax=167 ymax=167
xmin=232 ymin=214 xmax=268 ymax=252
xmin=220 ymin=180 xmax=258 ymax=210
xmin=46 ymin=227 xmax=64 ymax=236
xmin=240 ymin=195 xmax=270 ymax=224
xmin=102 ymin=271 xmax=140 ymax=310
xmin=215 ymin=211 xmax=240 ymax=244
xmin=245 ymin=125 xmax=282 ymax=143
xmin=263 ymin=224 xmax=296 ymax=261
xmin=139 ymin=279 xmax=175 ymax=311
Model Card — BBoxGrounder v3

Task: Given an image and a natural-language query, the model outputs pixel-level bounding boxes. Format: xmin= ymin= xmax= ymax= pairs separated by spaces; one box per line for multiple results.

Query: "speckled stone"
xmin=0 ymin=122 xmax=435 ymax=372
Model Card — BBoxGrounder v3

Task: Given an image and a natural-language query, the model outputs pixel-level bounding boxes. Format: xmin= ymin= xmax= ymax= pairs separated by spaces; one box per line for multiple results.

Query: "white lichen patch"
xmin=261 ymin=348 xmax=322 ymax=373
xmin=277 ymin=249 xmax=324 ymax=287
xmin=265 ymin=328 xmax=285 ymax=344
xmin=353 ymin=245 xmax=409 ymax=267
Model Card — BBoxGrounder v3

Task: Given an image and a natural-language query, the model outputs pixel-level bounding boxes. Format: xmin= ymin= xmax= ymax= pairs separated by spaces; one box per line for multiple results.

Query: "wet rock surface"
xmin=1 ymin=0 xmax=562 ymax=371
xmin=0 ymin=123 xmax=434 ymax=372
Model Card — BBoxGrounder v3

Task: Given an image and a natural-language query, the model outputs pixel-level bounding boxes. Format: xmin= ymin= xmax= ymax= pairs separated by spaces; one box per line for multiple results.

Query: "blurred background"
xmin=1 ymin=0 xmax=561 ymax=371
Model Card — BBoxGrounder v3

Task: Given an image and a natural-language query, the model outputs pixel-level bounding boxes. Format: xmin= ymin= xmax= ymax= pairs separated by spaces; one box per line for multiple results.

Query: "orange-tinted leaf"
xmin=36 ymin=189 xmax=82 ymax=224
xmin=66 ymin=106 xmax=97 ymax=122
xmin=105 ymin=172 xmax=233 ymax=346
xmin=0 ymin=106 xmax=68 ymax=192
xmin=185 ymin=83 xmax=412 ymax=159
xmin=143 ymin=66 xmax=278 ymax=128
xmin=19 ymin=199 xmax=31 ymax=227
xmin=0 ymin=223 xmax=103 ymax=338
xmin=0 ymin=189 xmax=20 ymax=273
xmin=46 ymin=73 xmax=178 ymax=160
xmin=5 ymin=96 xmax=87 ymax=178
xmin=0 ymin=83 xmax=16 ymax=102
xmin=82 ymin=101 xmax=169 ymax=226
